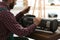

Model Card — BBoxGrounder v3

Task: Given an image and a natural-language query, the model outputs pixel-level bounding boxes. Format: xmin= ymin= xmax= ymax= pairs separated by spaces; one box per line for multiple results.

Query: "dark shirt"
xmin=0 ymin=2 xmax=36 ymax=40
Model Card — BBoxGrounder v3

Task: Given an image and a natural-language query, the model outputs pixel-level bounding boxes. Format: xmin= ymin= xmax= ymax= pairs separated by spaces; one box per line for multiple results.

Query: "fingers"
xmin=33 ymin=17 xmax=41 ymax=26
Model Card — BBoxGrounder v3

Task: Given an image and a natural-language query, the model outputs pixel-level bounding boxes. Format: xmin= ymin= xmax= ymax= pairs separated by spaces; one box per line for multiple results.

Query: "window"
xmin=44 ymin=0 xmax=60 ymax=19
xmin=11 ymin=0 xmax=60 ymax=20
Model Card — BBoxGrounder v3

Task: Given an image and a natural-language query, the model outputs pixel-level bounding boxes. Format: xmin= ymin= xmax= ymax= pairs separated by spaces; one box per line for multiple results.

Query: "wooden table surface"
xmin=29 ymin=31 xmax=60 ymax=40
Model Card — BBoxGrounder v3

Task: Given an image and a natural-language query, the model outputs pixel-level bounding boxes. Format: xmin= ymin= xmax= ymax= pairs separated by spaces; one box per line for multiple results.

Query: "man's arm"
xmin=15 ymin=12 xmax=24 ymax=22
xmin=2 ymin=11 xmax=36 ymax=37
xmin=15 ymin=6 xmax=30 ymax=21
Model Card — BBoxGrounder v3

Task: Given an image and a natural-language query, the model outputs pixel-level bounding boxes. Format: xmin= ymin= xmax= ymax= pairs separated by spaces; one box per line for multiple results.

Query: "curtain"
xmin=23 ymin=0 xmax=28 ymax=7
xmin=28 ymin=0 xmax=42 ymax=18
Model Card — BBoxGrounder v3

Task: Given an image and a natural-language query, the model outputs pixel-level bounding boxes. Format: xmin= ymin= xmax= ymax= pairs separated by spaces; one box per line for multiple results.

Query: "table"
xmin=29 ymin=31 xmax=60 ymax=40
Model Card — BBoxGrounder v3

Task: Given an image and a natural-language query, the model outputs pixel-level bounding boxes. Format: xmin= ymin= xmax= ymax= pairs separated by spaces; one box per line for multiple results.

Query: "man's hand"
xmin=33 ymin=18 xmax=41 ymax=26
xmin=21 ymin=6 xmax=30 ymax=14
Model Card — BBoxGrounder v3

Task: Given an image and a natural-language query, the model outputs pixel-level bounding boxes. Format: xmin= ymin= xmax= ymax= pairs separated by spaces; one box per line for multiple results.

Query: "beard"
xmin=9 ymin=2 xmax=15 ymax=9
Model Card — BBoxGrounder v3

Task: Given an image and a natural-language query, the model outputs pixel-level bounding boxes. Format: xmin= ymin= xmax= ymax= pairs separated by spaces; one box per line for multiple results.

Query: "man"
xmin=0 ymin=0 xmax=41 ymax=40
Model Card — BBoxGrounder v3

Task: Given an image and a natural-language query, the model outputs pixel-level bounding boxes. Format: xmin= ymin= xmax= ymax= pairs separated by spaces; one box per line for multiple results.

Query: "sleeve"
xmin=15 ymin=6 xmax=30 ymax=21
xmin=15 ymin=12 xmax=24 ymax=21
xmin=2 ymin=11 xmax=36 ymax=37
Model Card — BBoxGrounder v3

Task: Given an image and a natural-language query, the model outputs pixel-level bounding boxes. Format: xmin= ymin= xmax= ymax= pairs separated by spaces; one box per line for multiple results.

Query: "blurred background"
xmin=10 ymin=0 xmax=60 ymax=20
